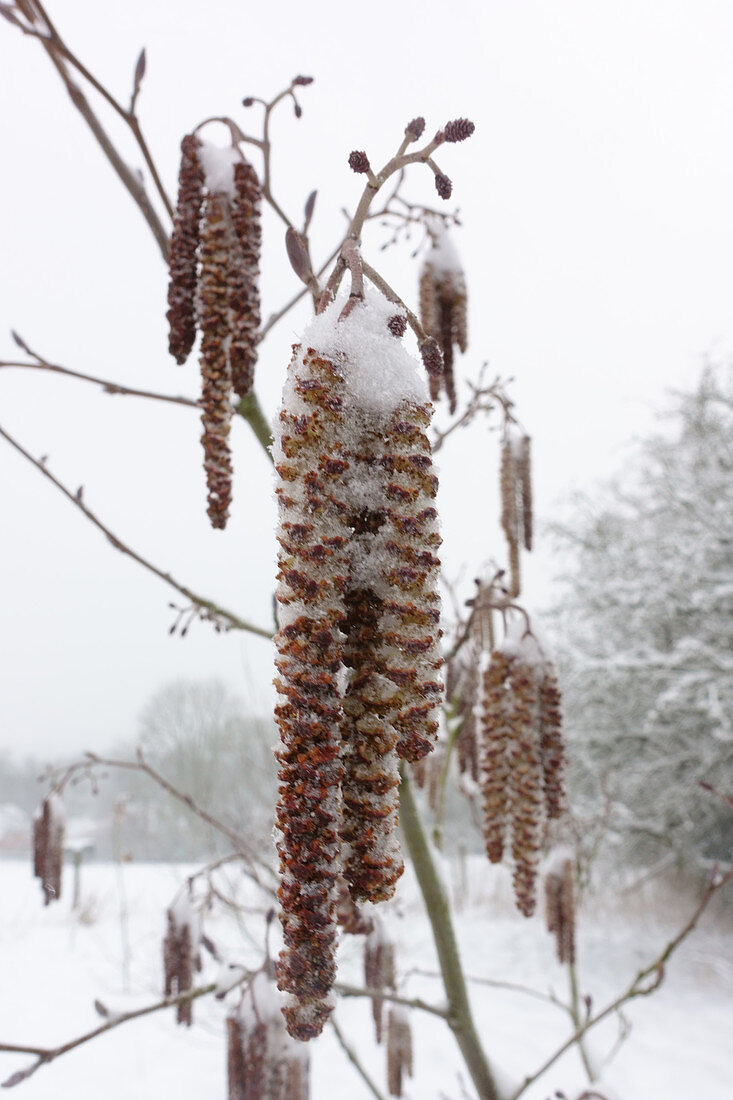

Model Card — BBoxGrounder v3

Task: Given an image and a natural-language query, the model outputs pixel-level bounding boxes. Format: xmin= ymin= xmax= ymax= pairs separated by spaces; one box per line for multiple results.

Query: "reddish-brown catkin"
xmin=228 ymin=973 xmax=311 ymax=1099
xmin=386 ymin=1006 xmax=413 ymax=1097
xmin=544 ymin=852 xmax=576 ymax=965
xmin=478 ymin=651 xmax=513 ymax=863
xmin=517 ymin=433 xmax=533 ymax=552
xmin=198 ymin=193 xmax=234 ymax=529
xmin=499 ymin=436 xmax=520 ymax=597
xmin=378 ymin=400 xmax=443 ymax=762
xmin=162 ymin=908 xmax=196 ymax=1025
xmin=418 ymin=243 xmax=468 ymax=413
xmin=274 ymin=346 xmax=350 ymax=1041
xmin=364 ymin=921 xmax=397 ymax=1045
xmin=505 ymin=659 xmax=543 ymax=917
xmin=167 ymin=134 xmax=204 ymax=365
xmin=32 ymin=794 xmax=64 ymax=906
xmin=229 ymin=159 xmax=262 ymax=398
xmin=539 ymin=663 xmax=565 ymax=819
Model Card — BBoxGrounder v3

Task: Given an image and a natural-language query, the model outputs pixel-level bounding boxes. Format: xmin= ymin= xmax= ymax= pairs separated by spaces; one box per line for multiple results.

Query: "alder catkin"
xmin=167 ymin=134 xmax=204 ymax=365
xmin=386 ymin=1006 xmax=413 ymax=1097
xmin=364 ymin=921 xmax=397 ymax=1045
xmin=32 ymin=794 xmax=64 ymax=906
xmin=229 ymin=159 xmax=262 ymax=398
xmin=544 ymin=851 xmax=576 ymax=965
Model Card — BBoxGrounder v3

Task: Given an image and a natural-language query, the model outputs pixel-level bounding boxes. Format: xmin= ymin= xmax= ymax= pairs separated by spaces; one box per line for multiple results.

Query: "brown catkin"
xmin=229 ymin=159 xmax=262 ymax=398
xmin=198 ymin=192 xmax=235 ymax=529
xmin=229 ymin=974 xmax=311 ymax=1099
xmin=505 ymin=659 xmax=543 ymax=917
xmin=517 ymin=434 xmax=533 ymax=552
xmin=478 ymin=651 xmax=513 ymax=863
xmin=417 ymin=252 xmax=468 ymax=412
xmin=32 ymin=795 xmax=64 ymax=906
xmin=340 ymin=585 xmax=404 ymax=903
xmin=378 ymin=400 xmax=443 ymax=762
xmin=274 ymin=347 xmax=350 ymax=1041
xmin=162 ymin=908 xmax=196 ymax=1025
xmin=539 ymin=664 xmax=565 ymax=819
xmin=167 ymin=135 xmax=204 ymax=364
xmin=386 ymin=1006 xmax=413 ymax=1097
xmin=500 ymin=437 xmax=520 ymax=597
xmin=364 ymin=922 xmax=397 ymax=1045
xmin=544 ymin=853 xmax=576 ymax=965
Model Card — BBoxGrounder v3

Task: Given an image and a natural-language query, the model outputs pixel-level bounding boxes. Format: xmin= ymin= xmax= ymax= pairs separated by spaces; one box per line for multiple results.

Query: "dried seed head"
xmin=348 ymin=150 xmax=371 ymax=174
xmin=386 ymin=1006 xmax=413 ymax=1097
xmin=364 ymin=921 xmax=397 ymax=1045
xmin=544 ymin=850 xmax=576 ymax=965
xmin=167 ymin=134 xmax=204 ymax=365
xmin=293 ymin=75 xmax=314 ymax=86
xmin=387 ymin=314 xmax=407 ymax=339
xmin=444 ymin=118 xmax=475 ymax=143
xmin=32 ymin=794 xmax=65 ymax=906
xmin=434 ymin=173 xmax=452 ymax=200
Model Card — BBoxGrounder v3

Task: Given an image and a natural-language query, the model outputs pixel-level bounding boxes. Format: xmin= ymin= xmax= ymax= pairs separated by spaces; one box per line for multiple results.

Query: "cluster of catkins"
xmin=32 ymin=794 xmax=65 ymax=906
xmin=166 ymin=134 xmax=262 ymax=529
xmin=227 ymin=973 xmax=310 ymax=1100
xmin=418 ymin=227 xmax=468 ymax=415
xmin=500 ymin=425 xmax=532 ymax=597
xmin=477 ymin=627 xmax=565 ymax=916
xmin=273 ymin=291 xmax=443 ymax=1040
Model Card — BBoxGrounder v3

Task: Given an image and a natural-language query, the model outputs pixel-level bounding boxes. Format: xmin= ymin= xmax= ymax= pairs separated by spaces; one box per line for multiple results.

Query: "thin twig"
xmin=334 ymin=982 xmax=448 ymax=1020
xmin=0 ymin=358 xmax=198 ymax=408
xmin=510 ymin=863 xmax=733 ymax=1099
xmin=0 ymin=979 xmax=227 ymax=1088
xmin=0 ymin=422 xmax=272 ymax=638
xmin=330 ymin=1016 xmax=388 ymax=1100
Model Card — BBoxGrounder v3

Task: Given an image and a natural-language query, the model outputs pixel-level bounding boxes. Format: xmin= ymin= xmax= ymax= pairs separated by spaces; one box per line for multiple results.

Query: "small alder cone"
xmin=544 ymin=849 xmax=576 ymax=965
xmin=274 ymin=346 xmax=350 ymax=1041
xmin=162 ymin=892 xmax=201 ymax=1025
xmin=478 ymin=631 xmax=567 ymax=916
xmin=167 ymin=134 xmax=204 ymax=365
xmin=364 ymin=919 xmax=397 ymax=1045
xmin=227 ymin=973 xmax=310 ymax=1100
xmin=32 ymin=794 xmax=65 ymax=906
xmin=500 ymin=426 xmax=533 ymax=597
xmin=386 ymin=1006 xmax=413 ymax=1098
xmin=418 ymin=227 xmax=468 ymax=414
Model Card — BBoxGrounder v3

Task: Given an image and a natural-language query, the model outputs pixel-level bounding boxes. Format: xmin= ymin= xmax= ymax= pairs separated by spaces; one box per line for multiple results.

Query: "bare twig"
xmin=0 ymin=357 xmax=197 ymax=409
xmin=510 ymin=863 xmax=733 ymax=1099
xmin=404 ymin=966 xmax=573 ymax=1018
xmin=330 ymin=1016 xmax=388 ymax=1100
xmin=334 ymin=982 xmax=448 ymax=1020
xmin=0 ymin=978 xmax=229 ymax=1088
xmin=0 ymin=422 xmax=273 ymax=638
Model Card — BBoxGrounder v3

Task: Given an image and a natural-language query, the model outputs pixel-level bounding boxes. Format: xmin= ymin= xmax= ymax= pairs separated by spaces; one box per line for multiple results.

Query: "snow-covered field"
xmin=1 ymin=857 xmax=731 ymax=1099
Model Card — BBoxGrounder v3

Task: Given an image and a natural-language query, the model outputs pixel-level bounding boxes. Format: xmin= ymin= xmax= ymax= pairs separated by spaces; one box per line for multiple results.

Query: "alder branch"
xmin=405 ymin=966 xmax=573 ymax=1018
xmin=510 ymin=862 xmax=733 ymax=1099
xmin=334 ymin=982 xmax=448 ymax=1020
xmin=432 ymin=365 xmax=515 ymax=454
xmin=0 ymin=422 xmax=273 ymax=638
xmin=0 ymin=357 xmax=198 ymax=409
xmin=0 ymin=979 xmax=226 ymax=1088
xmin=49 ymin=750 xmax=277 ymax=891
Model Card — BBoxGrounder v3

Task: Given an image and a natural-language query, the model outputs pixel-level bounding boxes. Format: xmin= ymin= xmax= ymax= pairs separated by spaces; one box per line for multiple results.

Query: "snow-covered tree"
xmin=553 ymin=364 xmax=733 ymax=868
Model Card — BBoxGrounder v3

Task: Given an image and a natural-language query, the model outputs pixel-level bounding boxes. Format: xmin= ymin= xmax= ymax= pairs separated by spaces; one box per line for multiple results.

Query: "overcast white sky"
xmin=2 ymin=0 xmax=733 ymax=761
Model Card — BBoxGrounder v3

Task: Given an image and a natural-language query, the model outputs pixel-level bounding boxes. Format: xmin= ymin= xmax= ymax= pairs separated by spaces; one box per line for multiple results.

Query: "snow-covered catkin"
xmin=386 ymin=1006 xmax=413 ymax=1098
xmin=340 ymin=585 xmax=404 ymax=903
xmin=167 ymin=134 xmax=204 ymax=365
xmin=506 ymin=659 xmax=543 ymax=917
xmin=364 ymin=921 xmax=397 ymax=1045
xmin=274 ymin=346 xmax=350 ymax=1041
xmin=478 ymin=651 xmax=513 ymax=863
xmin=229 ymin=159 xmax=262 ymax=398
xmin=199 ymin=193 xmax=234 ymax=529
xmin=544 ymin=853 xmax=576 ymax=965
xmin=163 ymin=908 xmax=195 ymax=1025
xmin=418 ymin=253 xmax=468 ymax=414
xmin=539 ymin=663 xmax=565 ymax=819
xmin=32 ymin=794 xmax=64 ymax=906
xmin=228 ymin=974 xmax=311 ymax=1099
xmin=378 ymin=400 xmax=443 ymax=762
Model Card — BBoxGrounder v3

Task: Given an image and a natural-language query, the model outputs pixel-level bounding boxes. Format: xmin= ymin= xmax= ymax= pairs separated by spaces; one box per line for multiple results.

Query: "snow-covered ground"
xmin=0 ymin=857 xmax=730 ymax=1099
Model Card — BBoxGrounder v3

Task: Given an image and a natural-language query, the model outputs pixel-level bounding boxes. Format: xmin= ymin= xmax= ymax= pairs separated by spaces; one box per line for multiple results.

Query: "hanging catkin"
xmin=167 ymin=134 xmax=204 ymax=365
xmin=418 ymin=229 xmax=468 ymax=414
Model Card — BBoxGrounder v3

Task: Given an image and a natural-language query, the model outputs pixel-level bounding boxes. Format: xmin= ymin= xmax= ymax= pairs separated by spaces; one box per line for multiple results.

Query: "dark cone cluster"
xmin=32 ymin=794 xmax=64 ymax=906
xmin=386 ymin=1006 xmax=413 ymax=1097
xmin=227 ymin=974 xmax=310 ymax=1100
xmin=544 ymin=852 xmax=576 ymax=965
xmin=364 ymin=921 xmax=397 ymax=1045
xmin=166 ymin=137 xmax=262 ymax=528
xmin=478 ymin=650 xmax=567 ymax=916
xmin=274 ymin=337 xmax=443 ymax=1039
xmin=500 ymin=430 xmax=533 ymax=596
xmin=418 ymin=243 xmax=468 ymax=414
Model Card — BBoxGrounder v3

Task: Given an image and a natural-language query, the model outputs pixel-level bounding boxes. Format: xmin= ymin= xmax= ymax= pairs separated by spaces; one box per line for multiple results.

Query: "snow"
xmin=0 ymin=857 xmax=730 ymax=1099
xmin=425 ymin=222 xmax=464 ymax=276
xmin=197 ymin=142 xmax=239 ymax=196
